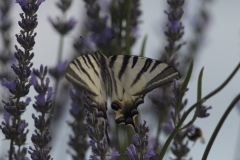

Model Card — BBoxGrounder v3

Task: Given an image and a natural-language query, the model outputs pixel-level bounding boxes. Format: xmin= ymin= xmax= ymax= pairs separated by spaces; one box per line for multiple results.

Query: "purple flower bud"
xmin=143 ymin=148 xmax=155 ymax=160
xmin=1 ymin=78 xmax=16 ymax=91
xmin=17 ymin=122 xmax=25 ymax=133
xmin=36 ymin=0 xmax=45 ymax=6
xmin=25 ymin=97 xmax=31 ymax=104
xmin=3 ymin=112 xmax=11 ymax=125
xmin=68 ymin=18 xmax=77 ymax=28
xmin=89 ymin=139 xmax=96 ymax=149
xmin=163 ymin=119 xmax=174 ymax=134
xmin=171 ymin=20 xmax=180 ymax=32
xmin=15 ymin=0 xmax=28 ymax=7
xmin=48 ymin=17 xmax=77 ymax=35
xmin=47 ymin=87 xmax=54 ymax=100
xmin=125 ymin=144 xmax=137 ymax=159
xmin=111 ymin=147 xmax=120 ymax=160
xmin=45 ymin=77 xmax=50 ymax=86
xmin=132 ymin=135 xmax=140 ymax=148
xmin=49 ymin=61 xmax=67 ymax=79
xmin=197 ymin=104 xmax=212 ymax=118
xmin=89 ymin=154 xmax=99 ymax=160
xmin=29 ymin=73 xmax=38 ymax=86
xmin=70 ymin=103 xmax=80 ymax=115
xmin=36 ymin=94 xmax=45 ymax=105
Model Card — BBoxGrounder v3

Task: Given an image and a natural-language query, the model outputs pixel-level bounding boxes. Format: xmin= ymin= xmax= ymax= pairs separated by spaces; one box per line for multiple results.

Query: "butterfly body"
xmin=66 ymin=51 xmax=180 ymax=128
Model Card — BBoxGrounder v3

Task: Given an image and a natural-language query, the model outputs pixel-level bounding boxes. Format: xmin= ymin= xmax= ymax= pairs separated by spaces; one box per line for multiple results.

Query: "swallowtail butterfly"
xmin=66 ymin=51 xmax=180 ymax=129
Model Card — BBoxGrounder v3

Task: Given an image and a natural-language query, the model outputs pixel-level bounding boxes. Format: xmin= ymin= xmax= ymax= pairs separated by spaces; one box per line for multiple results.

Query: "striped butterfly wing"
xmin=108 ymin=55 xmax=181 ymax=128
xmin=66 ymin=53 xmax=109 ymax=116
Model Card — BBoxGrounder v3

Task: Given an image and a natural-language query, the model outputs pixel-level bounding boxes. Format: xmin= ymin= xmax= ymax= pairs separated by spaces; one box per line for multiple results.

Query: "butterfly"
xmin=66 ymin=50 xmax=181 ymax=129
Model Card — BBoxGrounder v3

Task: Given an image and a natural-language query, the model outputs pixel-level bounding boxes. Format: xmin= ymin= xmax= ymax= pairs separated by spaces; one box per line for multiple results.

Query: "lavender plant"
xmin=0 ymin=0 xmax=14 ymax=112
xmin=0 ymin=0 xmax=239 ymax=160
xmin=28 ymin=65 xmax=53 ymax=160
xmin=48 ymin=0 xmax=77 ymax=121
xmin=0 ymin=0 xmax=45 ymax=159
xmin=125 ymin=121 xmax=155 ymax=160
xmin=0 ymin=0 xmax=14 ymax=78
xmin=68 ymin=89 xmax=88 ymax=159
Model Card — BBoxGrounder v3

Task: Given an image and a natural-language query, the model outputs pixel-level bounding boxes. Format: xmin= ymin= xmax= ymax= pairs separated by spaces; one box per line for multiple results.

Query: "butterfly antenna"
xmin=80 ymin=36 xmax=98 ymax=51
xmin=100 ymin=37 xmax=115 ymax=49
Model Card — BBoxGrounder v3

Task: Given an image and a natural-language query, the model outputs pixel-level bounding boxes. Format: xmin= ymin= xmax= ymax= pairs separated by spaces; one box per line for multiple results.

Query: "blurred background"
xmin=0 ymin=0 xmax=240 ymax=159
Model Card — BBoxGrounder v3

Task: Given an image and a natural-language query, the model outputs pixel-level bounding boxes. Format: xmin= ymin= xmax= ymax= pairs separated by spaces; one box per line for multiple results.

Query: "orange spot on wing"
xmin=112 ymin=100 xmax=123 ymax=109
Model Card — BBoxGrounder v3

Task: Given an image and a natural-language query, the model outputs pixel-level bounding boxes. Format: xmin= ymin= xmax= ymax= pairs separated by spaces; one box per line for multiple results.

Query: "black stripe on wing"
xmin=85 ymin=54 xmax=100 ymax=77
xmin=74 ymin=59 xmax=96 ymax=87
xmin=132 ymin=56 xmax=138 ymax=68
xmin=148 ymin=66 xmax=177 ymax=84
xmin=118 ymin=56 xmax=131 ymax=80
xmin=133 ymin=66 xmax=180 ymax=96
xmin=66 ymin=65 xmax=88 ymax=86
xmin=109 ymin=55 xmax=117 ymax=68
xmin=66 ymin=64 xmax=98 ymax=96
xmin=131 ymin=58 xmax=153 ymax=87
xmin=150 ymin=60 xmax=161 ymax=73
xmin=82 ymin=56 xmax=89 ymax=68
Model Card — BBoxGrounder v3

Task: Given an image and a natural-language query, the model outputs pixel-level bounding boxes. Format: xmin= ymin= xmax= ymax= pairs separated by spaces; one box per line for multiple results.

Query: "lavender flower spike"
xmin=1 ymin=0 xmax=45 ymax=159
xmin=28 ymin=65 xmax=54 ymax=160
xmin=126 ymin=121 xmax=155 ymax=160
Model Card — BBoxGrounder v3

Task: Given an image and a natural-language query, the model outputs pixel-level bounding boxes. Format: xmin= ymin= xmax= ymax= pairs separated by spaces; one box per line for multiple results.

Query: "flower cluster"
xmin=84 ymin=0 xmax=116 ymax=56
xmin=161 ymin=0 xmax=185 ymax=67
xmin=84 ymin=97 xmax=120 ymax=160
xmin=0 ymin=0 xmax=14 ymax=81
xmin=28 ymin=65 xmax=54 ymax=160
xmin=48 ymin=0 xmax=76 ymax=36
xmin=68 ymin=89 xmax=88 ymax=160
xmin=180 ymin=0 xmax=211 ymax=75
xmin=0 ymin=0 xmax=45 ymax=159
xmin=125 ymin=121 xmax=155 ymax=160
xmin=48 ymin=0 xmax=77 ymax=125
xmin=161 ymin=81 xmax=211 ymax=159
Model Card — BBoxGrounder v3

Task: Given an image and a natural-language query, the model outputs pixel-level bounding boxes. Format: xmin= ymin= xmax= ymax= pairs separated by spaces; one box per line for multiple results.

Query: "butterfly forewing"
xmin=66 ymin=54 xmax=107 ymax=106
xmin=108 ymin=55 xmax=181 ymax=96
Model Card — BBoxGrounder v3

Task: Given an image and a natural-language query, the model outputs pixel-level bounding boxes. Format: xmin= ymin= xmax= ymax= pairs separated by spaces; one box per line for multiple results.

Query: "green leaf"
xmin=181 ymin=60 xmax=194 ymax=91
xmin=197 ymin=67 xmax=204 ymax=101
xmin=140 ymin=35 xmax=148 ymax=57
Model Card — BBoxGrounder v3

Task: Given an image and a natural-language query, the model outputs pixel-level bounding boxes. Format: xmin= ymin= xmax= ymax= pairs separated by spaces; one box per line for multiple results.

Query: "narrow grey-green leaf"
xmin=140 ymin=35 xmax=148 ymax=57
xmin=181 ymin=60 xmax=194 ymax=91
xmin=197 ymin=67 xmax=204 ymax=101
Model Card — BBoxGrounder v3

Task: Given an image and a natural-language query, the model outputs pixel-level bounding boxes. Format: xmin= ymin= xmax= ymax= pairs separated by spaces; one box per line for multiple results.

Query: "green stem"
xmin=202 ymin=93 xmax=240 ymax=160
xmin=9 ymin=96 xmax=20 ymax=160
xmin=57 ymin=34 xmax=64 ymax=64
xmin=50 ymin=77 xmax=59 ymax=115
xmin=158 ymin=62 xmax=240 ymax=160
xmin=9 ymin=129 xmax=14 ymax=160
xmin=51 ymin=33 xmax=64 ymax=115
xmin=158 ymin=126 xmax=179 ymax=159
xmin=182 ymin=62 xmax=240 ymax=129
